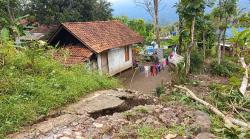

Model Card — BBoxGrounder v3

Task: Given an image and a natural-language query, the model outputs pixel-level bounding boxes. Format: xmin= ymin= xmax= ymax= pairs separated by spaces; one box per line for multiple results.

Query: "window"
xmin=125 ymin=46 xmax=130 ymax=61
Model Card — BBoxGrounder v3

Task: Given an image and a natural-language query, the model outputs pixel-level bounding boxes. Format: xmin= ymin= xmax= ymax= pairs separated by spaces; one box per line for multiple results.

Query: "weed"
xmin=0 ymin=42 xmax=119 ymax=137
xmin=137 ymin=124 xmax=167 ymax=139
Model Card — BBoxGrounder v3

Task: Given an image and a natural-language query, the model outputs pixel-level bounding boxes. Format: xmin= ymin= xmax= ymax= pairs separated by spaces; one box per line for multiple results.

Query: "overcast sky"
xmin=107 ymin=0 xmax=250 ymax=25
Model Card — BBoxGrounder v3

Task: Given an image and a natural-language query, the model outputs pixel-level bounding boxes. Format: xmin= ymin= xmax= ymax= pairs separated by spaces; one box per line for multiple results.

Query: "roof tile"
xmin=61 ymin=20 xmax=144 ymax=53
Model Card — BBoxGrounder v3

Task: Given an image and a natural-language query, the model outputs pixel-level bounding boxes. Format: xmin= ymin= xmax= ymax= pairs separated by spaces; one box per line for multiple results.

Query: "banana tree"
xmin=229 ymin=28 xmax=250 ymax=96
xmin=229 ymin=28 xmax=250 ymax=57
xmin=0 ymin=14 xmax=29 ymax=43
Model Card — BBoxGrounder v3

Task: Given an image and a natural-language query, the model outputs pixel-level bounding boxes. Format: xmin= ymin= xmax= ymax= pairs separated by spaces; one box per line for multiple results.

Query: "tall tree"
xmin=177 ymin=0 xmax=206 ymax=75
xmin=212 ymin=0 xmax=237 ymax=64
xmin=26 ymin=0 xmax=113 ymax=25
xmin=135 ymin=0 xmax=165 ymax=47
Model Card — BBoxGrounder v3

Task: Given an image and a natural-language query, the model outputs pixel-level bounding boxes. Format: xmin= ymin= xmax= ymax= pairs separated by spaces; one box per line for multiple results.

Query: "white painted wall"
xmin=108 ymin=46 xmax=132 ymax=76
xmin=97 ymin=54 xmax=102 ymax=74
xmin=96 ymin=46 xmax=132 ymax=76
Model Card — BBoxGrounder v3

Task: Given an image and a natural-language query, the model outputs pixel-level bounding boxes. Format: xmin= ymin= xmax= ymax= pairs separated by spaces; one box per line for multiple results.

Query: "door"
xmin=101 ymin=51 xmax=109 ymax=74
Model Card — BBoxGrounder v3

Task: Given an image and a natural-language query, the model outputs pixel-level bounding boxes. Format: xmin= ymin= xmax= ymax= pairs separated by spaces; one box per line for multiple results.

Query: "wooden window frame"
xmin=125 ymin=46 xmax=130 ymax=61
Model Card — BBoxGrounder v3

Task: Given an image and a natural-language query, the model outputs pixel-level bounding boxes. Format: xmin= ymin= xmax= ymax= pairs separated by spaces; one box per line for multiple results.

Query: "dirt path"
xmin=117 ymin=67 xmax=172 ymax=94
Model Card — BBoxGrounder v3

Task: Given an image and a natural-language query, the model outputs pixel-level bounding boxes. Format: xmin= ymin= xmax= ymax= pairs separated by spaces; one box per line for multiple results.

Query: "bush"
xmin=155 ymin=82 xmax=165 ymax=97
xmin=210 ymin=60 xmax=240 ymax=77
xmin=190 ymin=49 xmax=204 ymax=73
xmin=0 ymin=41 xmax=119 ymax=137
xmin=171 ymin=62 xmax=187 ymax=84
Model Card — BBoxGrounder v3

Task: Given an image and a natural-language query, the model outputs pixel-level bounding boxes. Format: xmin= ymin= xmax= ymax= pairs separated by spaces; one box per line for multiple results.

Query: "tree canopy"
xmin=26 ymin=0 xmax=113 ymax=25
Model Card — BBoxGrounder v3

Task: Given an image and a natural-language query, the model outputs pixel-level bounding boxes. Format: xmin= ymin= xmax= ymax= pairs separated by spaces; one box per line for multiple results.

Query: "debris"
xmin=175 ymin=85 xmax=250 ymax=129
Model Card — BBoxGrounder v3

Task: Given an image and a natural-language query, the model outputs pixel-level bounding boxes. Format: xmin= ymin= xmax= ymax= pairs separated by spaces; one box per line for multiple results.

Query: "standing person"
xmin=144 ymin=65 xmax=150 ymax=77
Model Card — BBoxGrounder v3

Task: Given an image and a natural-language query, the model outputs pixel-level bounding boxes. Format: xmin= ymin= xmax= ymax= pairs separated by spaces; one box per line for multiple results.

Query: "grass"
xmin=0 ymin=42 xmax=119 ymax=137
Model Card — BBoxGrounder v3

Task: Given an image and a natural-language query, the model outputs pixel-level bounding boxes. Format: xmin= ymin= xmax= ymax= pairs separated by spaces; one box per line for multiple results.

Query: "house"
xmin=48 ymin=20 xmax=144 ymax=76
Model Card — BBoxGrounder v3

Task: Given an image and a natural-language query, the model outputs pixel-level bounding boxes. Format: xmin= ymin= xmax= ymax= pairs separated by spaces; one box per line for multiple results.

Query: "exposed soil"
xmin=117 ymin=67 xmax=172 ymax=94
xmin=187 ymin=74 xmax=228 ymax=97
xmin=8 ymin=89 xmax=215 ymax=139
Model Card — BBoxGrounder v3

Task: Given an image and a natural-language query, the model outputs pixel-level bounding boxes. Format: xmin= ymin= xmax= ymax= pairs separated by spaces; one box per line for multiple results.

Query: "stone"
xmin=193 ymin=111 xmax=211 ymax=132
xmin=195 ymin=132 xmax=216 ymax=139
xmin=93 ymin=123 xmax=103 ymax=128
xmin=165 ymin=134 xmax=177 ymax=139
xmin=64 ymin=91 xmax=125 ymax=114
xmin=60 ymin=136 xmax=72 ymax=139
xmin=34 ymin=114 xmax=78 ymax=134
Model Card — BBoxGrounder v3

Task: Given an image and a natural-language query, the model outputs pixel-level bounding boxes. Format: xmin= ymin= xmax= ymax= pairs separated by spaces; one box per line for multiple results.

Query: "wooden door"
xmin=101 ymin=51 xmax=109 ymax=74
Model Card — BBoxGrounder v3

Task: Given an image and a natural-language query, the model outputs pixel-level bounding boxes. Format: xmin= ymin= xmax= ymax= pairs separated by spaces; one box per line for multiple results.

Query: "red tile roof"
xmin=54 ymin=45 xmax=93 ymax=65
xmin=52 ymin=20 xmax=144 ymax=53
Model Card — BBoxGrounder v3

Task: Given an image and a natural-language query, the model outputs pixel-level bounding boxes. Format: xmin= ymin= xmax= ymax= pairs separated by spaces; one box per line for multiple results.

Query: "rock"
xmin=195 ymin=132 xmax=216 ymax=139
xmin=60 ymin=136 xmax=72 ymax=139
xmin=93 ymin=123 xmax=103 ymax=128
xmin=193 ymin=111 xmax=211 ymax=132
xmin=165 ymin=134 xmax=177 ymax=139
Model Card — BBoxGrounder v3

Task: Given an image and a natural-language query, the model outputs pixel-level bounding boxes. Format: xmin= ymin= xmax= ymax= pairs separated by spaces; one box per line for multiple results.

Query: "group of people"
xmin=136 ymin=58 xmax=168 ymax=77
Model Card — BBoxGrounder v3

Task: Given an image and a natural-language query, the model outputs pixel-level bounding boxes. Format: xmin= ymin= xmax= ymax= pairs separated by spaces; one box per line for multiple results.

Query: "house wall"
xmin=97 ymin=46 xmax=133 ymax=76
xmin=108 ymin=46 xmax=132 ymax=76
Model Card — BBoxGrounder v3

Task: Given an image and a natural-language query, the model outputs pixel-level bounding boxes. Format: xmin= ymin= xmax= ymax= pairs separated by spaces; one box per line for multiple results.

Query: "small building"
xmin=48 ymin=20 xmax=144 ymax=76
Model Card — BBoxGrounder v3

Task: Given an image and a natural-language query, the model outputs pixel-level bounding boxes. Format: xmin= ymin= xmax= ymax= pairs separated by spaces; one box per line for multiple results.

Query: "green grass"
xmin=0 ymin=42 xmax=119 ymax=137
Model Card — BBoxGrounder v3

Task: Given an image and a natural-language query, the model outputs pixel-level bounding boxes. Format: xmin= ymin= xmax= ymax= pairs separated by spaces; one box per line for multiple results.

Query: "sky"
xmin=107 ymin=0 xmax=250 ymax=25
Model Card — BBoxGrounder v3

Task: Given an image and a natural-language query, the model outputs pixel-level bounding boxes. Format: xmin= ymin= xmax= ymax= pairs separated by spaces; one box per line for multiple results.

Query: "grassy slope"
xmin=0 ymin=43 xmax=119 ymax=137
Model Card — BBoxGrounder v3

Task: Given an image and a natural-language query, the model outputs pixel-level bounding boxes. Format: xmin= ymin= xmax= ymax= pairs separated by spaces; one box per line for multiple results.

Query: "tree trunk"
xmin=154 ymin=0 xmax=160 ymax=47
xmin=217 ymin=0 xmax=222 ymax=64
xmin=178 ymin=15 xmax=183 ymax=54
xmin=175 ymin=85 xmax=250 ymax=129
xmin=203 ymin=31 xmax=206 ymax=61
xmin=217 ymin=30 xmax=222 ymax=64
xmin=222 ymin=28 xmax=227 ymax=59
xmin=185 ymin=17 xmax=195 ymax=75
xmin=239 ymin=57 xmax=249 ymax=96
xmin=222 ymin=12 xmax=229 ymax=59
xmin=185 ymin=50 xmax=191 ymax=75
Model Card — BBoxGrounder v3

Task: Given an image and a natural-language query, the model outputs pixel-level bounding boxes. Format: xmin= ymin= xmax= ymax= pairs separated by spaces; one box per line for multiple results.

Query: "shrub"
xmin=155 ymin=85 xmax=165 ymax=97
xmin=171 ymin=62 xmax=187 ymax=84
xmin=190 ymin=49 xmax=204 ymax=73
xmin=210 ymin=60 xmax=240 ymax=77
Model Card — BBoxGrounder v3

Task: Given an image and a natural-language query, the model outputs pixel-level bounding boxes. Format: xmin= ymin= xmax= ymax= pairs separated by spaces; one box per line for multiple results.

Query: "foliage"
xmin=210 ymin=60 xmax=240 ymax=77
xmin=164 ymin=35 xmax=179 ymax=46
xmin=237 ymin=12 xmax=250 ymax=28
xmin=137 ymin=124 xmax=167 ymax=139
xmin=25 ymin=0 xmax=113 ymax=25
xmin=115 ymin=16 xmax=154 ymax=43
xmin=209 ymin=84 xmax=250 ymax=138
xmin=196 ymin=14 xmax=217 ymax=51
xmin=155 ymin=82 xmax=165 ymax=97
xmin=229 ymin=28 xmax=250 ymax=56
xmin=0 ymin=41 xmax=119 ymax=137
xmin=190 ymin=49 xmax=204 ymax=73
xmin=171 ymin=62 xmax=187 ymax=84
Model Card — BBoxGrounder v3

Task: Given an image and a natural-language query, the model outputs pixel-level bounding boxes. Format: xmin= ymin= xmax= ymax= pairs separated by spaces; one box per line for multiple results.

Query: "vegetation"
xmin=115 ymin=16 xmax=154 ymax=44
xmin=0 ymin=0 xmax=113 ymax=26
xmin=0 ymin=0 xmax=250 ymax=138
xmin=0 ymin=41 xmax=118 ymax=137
xmin=210 ymin=59 xmax=241 ymax=77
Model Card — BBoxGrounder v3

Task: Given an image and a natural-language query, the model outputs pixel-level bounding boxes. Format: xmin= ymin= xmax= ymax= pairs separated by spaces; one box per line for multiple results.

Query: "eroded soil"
xmin=8 ymin=88 xmax=216 ymax=139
